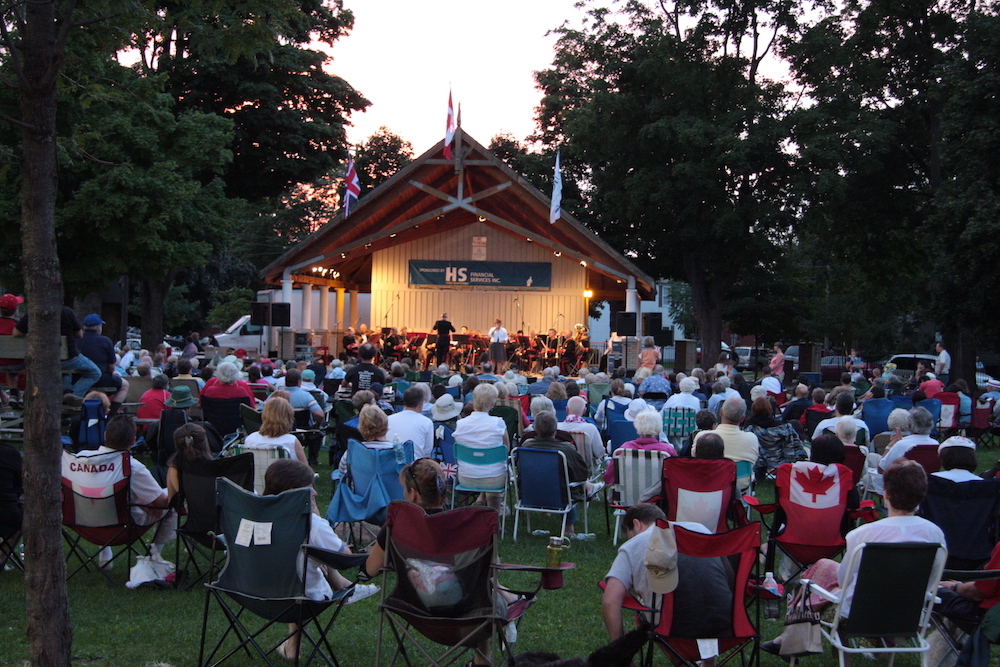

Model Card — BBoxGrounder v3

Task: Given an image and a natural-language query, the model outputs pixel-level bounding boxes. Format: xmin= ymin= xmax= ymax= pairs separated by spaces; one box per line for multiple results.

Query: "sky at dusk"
xmin=326 ymin=0 xmax=582 ymax=154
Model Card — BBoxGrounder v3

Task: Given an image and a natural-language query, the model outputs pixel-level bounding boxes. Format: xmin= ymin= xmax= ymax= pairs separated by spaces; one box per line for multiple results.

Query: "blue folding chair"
xmin=916 ymin=398 xmax=943 ymax=437
xmin=451 ymin=443 xmax=509 ymax=535
xmin=511 ymin=447 xmax=582 ymax=541
xmin=434 ymin=425 xmax=456 ymax=465
xmin=74 ymin=399 xmax=106 ymax=452
xmin=445 ymin=386 xmax=461 ymax=399
xmin=607 ymin=420 xmax=638 ymax=454
xmin=891 ymin=394 xmax=913 ymax=411
xmin=860 ymin=397 xmax=895 ymax=437
xmin=326 ymin=439 xmax=413 ymax=547
xmin=551 ymin=399 xmax=569 ymax=422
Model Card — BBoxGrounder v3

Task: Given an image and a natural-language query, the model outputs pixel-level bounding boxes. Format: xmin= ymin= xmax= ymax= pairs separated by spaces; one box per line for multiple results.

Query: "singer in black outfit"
xmin=432 ymin=313 xmax=455 ymax=367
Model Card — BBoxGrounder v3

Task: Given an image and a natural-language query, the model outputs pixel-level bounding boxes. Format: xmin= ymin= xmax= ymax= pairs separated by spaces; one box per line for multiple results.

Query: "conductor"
xmin=488 ymin=318 xmax=508 ymax=370
xmin=432 ymin=313 xmax=455 ymax=367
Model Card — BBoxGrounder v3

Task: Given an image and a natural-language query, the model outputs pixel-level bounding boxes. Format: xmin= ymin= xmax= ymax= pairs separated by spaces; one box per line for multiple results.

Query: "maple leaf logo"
xmin=795 ymin=466 xmax=836 ymax=503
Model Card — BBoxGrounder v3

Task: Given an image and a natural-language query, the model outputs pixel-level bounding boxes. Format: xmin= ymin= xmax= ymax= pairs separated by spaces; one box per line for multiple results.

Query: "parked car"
xmin=886 ymin=353 xmax=997 ymax=390
xmin=695 ymin=342 xmax=732 ymax=364
xmin=734 ymin=346 xmax=770 ymax=371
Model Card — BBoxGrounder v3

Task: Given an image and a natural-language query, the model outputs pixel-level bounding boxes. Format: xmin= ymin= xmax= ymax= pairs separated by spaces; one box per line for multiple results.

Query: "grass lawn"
xmin=2 ymin=443 xmax=984 ymax=666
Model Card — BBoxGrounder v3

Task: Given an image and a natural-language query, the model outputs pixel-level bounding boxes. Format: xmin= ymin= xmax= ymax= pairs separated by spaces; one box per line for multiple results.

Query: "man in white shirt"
xmin=759 ymin=365 xmax=783 ymax=395
xmin=693 ymin=396 xmax=759 ymax=489
xmin=879 ymin=406 xmax=938 ymax=471
xmin=387 ymin=386 xmax=435 ymax=459
xmin=935 ymin=342 xmax=951 ymax=385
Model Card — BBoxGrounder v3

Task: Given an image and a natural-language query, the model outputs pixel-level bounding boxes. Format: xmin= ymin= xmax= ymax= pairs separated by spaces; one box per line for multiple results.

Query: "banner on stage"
xmin=408 ymin=260 xmax=551 ymax=290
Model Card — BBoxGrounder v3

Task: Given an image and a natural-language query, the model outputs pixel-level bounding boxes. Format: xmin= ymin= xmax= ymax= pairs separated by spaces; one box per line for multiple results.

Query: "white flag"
xmin=549 ymin=150 xmax=562 ymax=224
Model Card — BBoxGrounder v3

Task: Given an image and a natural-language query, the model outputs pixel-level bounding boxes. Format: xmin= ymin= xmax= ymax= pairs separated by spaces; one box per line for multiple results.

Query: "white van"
xmin=213 ymin=315 xmax=264 ymax=352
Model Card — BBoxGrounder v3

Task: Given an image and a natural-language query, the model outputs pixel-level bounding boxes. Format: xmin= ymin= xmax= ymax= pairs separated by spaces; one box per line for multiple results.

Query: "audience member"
xmin=452 ymin=383 xmax=509 ymax=512
xmin=243 ymin=397 xmax=308 ymax=463
xmin=387 ymin=386 xmax=435 ymax=459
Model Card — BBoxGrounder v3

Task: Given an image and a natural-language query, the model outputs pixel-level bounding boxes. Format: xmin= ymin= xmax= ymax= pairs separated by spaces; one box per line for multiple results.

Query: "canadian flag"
xmin=443 ymin=90 xmax=456 ymax=159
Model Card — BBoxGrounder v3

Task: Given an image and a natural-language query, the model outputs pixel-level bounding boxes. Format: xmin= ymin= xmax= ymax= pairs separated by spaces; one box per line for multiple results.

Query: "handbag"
xmin=779 ymin=583 xmax=824 ymax=657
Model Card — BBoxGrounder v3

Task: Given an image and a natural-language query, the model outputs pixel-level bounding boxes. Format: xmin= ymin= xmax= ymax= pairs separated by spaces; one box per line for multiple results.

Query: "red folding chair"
xmin=936 ymin=392 xmax=963 ymax=436
xmin=904 ymin=444 xmax=941 ymax=474
xmin=968 ymin=398 xmax=997 ymax=449
xmin=614 ymin=521 xmax=763 ymax=667
xmin=660 ymin=458 xmax=743 ymax=534
xmin=842 ymin=445 xmax=866 ymax=490
xmin=745 ymin=461 xmax=868 ymax=582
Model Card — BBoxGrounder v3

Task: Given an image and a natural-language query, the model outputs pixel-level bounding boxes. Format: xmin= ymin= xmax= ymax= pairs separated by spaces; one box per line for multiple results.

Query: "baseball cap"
xmin=83 ymin=314 xmax=105 ymax=327
xmin=302 ymin=369 xmax=315 ymax=381
xmin=938 ymin=435 xmax=976 ymax=456
xmin=0 ymin=294 xmax=24 ymax=310
xmin=644 ymin=523 xmax=679 ymax=595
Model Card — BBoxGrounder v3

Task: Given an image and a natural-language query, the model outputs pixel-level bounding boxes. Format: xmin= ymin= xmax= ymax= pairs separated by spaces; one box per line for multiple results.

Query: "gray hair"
xmin=679 ymin=377 xmax=698 ymax=394
xmin=887 ymin=408 xmax=911 ymax=432
xmin=750 ymin=385 xmax=767 ymax=401
xmin=909 ymin=406 xmax=934 ymax=435
xmin=216 ymin=361 xmax=241 ymax=385
xmin=530 ymin=395 xmax=554 ymax=418
xmin=437 ymin=363 xmax=449 ymax=374
xmin=413 ymin=382 xmax=431 ymax=403
xmin=720 ymin=396 xmax=746 ymax=424
xmin=717 ymin=376 xmax=731 ymax=390
xmin=633 ymin=410 xmax=661 ymax=437
xmin=472 ymin=382 xmax=498 ymax=412
xmin=835 ymin=416 xmax=857 ymax=444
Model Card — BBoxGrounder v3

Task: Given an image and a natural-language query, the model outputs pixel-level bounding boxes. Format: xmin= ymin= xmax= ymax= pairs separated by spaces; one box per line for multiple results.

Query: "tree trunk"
xmin=685 ymin=256 xmax=729 ymax=372
xmin=140 ymin=273 xmax=173 ymax=351
xmin=19 ymin=0 xmax=74 ymax=664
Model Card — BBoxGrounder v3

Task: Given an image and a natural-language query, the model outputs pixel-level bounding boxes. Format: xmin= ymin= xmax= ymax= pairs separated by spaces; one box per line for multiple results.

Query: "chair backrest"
xmin=434 ymin=425 xmax=456 ymax=464
xmin=125 ymin=376 xmax=153 ymax=404
xmin=804 ymin=408 xmax=831 ymax=440
xmin=75 ymin=399 xmax=107 ymax=451
xmin=611 ymin=448 xmax=668 ymax=508
xmin=240 ymin=403 xmax=262 ymax=434
xmin=972 ymin=398 xmax=995 ymax=430
xmin=915 ymin=398 xmax=942 ymax=435
xmin=861 ymin=398 xmax=895 ymax=437
xmin=381 ymin=502 xmax=496 ymax=616
xmin=172 ymin=378 xmax=202 ymax=399
xmin=445 ymin=386 xmax=460 ymax=398
xmin=551 ymin=399 xmax=568 ymax=422
xmin=587 ymin=383 xmax=610 ymax=407
xmin=454 ymin=442 xmax=508 ymax=470
xmin=608 ymin=420 xmax=638 ymax=454
xmin=214 ymin=478 xmax=312 ymax=601
xmin=662 ymin=407 xmax=697 ymax=439
xmin=774 ymin=461 xmax=852 ymax=557
xmin=227 ymin=444 xmax=290 ymax=495
xmin=490 ymin=404 xmax=520 ymax=443
xmin=890 ymin=394 xmax=913 ymax=411
xmin=61 ymin=450 xmax=131 ymax=536
xmin=177 ymin=454 xmax=254 ymax=535
xmin=836 ymin=542 xmax=944 ymax=639
xmin=661 ymin=458 xmax=737 ymax=533
xmin=201 ymin=395 xmax=252 ymax=438
xmin=904 ymin=444 xmax=941 ymax=474
xmin=294 ymin=408 xmax=317 ymax=431
xmin=919 ymin=476 xmax=1000 ymax=568
xmin=156 ymin=408 xmax=190 ymax=468
xmin=871 ymin=432 xmax=892 ymax=455
xmin=513 ymin=447 xmax=571 ymax=511
xmin=935 ymin=392 xmax=961 ymax=429
xmin=404 ymin=370 xmax=419 ymax=382
xmin=604 ymin=399 xmax=629 ymax=424
xmin=842 ymin=445 xmax=865 ymax=488
xmin=326 ymin=439 xmax=413 ymax=525
xmin=331 ymin=400 xmax=357 ymax=427
xmin=650 ymin=520 xmax=760 ymax=659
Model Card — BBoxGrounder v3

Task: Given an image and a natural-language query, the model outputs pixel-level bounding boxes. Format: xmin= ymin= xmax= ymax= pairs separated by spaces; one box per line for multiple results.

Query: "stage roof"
xmin=261 ymin=129 xmax=655 ymax=301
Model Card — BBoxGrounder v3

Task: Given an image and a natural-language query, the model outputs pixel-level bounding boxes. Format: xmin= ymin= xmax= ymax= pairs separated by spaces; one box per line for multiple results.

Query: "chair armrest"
xmin=849 ymin=499 xmax=879 ymax=524
xmin=597 ymin=580 xmax=653 ymax=612
xmin=743 ymin=495 xmax=775 ymax=514
xmin=302 ymin=546 xmax=369 ymax=571
xmin=494 ymin=562 xmax=576 ymax=591
xmin=800 ymin=579 xmax=840 ymax=604
xmin=942 ymin=569 xmax=1000 ymax=582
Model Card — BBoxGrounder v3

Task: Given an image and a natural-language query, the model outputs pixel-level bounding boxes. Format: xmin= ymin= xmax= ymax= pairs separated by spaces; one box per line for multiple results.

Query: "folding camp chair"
xmin=618 ymin=521 xmax=762 ymax=667
xmin=745 ymin=461 xmax=864 ymax=583
xmin=239 ymin=403 xmax=262 ymax=435
xmin=376 ymin=502 xmax=564 ymax=667
xmin=73 ymin=398 xmax=106 ymax=452
xmin=930 ymin=566 xmax=1000 ymax=667
xmin=0 ymin=499 xmax=22 ymax=573
xmin=917 ymin=398 xmax=943 ymax=437
xmin=660 ymin=458 xmax=742 ymax=533
xmin=294 ymin=409 xmax=325 ymax=466
xmin=904 ymin=444 xmax=942 ymax=474
xmin=919 ymin=476 xmax=1000 ymax=570
xmin=199 ymin=478 xmax=369 ymax=667
xmin=551 ymin=399 xmax=568 ymax=422
xmin=662 ymin=407 xmax=697 ymax=452
xmin=61 ymin=449 xmax=164 ymax=582
xmin=451 ymin=443 xmax=509 ymax=534
xmin=201 ymin=395 xmax=252 ymax=439
xmin=801 ymin=541 xmax=946 ymax=667
xmin=490 ymin=404 xmax=521 ymax=443
xmin=173 ymin=453 xmax=254 ymax=590
xmin=642 ymin=392 xmax=668 ymax=411
xmin=608 ymin=420 xmax=638 ymax=454
xmin=227 ymin=444 xmax=290 ymax=495
xmin=434 ymin=425 xmax=456 ymax=465
xmin=511 ymin=447 xmax=585 ymax=541
xmin=969 ymin=398 xmax=998 ymax=449
xmin=860 ymin=397 xmax=895 ymax=437
xmin=608 ymin=448 xmax=668 ymax=544
xmin=587 ymin=382 xmax=610 ymax=415
xmin=936 ymin=392 xmax=963 ymax=437
xmin=842 ymin=445 xmax=866 ymax=491
xmin=326 ymin=439 xmax=413 ymax=548
xmin=152 ymin=408 xmax=190 ymax=485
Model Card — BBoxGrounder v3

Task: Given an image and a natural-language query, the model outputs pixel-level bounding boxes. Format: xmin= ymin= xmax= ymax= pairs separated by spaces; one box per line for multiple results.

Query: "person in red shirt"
xmin=199 ymin=361 xmax=254 ymax=404
xmin=136 ymin=375 xmax=171 ymax=421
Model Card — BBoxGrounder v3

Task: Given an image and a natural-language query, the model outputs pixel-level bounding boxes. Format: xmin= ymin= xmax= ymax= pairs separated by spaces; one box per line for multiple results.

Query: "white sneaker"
xmin=346 ymin=583 xmax=379 ymax=604
xmin=504 ymin=621 xmax=518 ymax=644
xmin=587 ymin=481 xmax=606 ymax=500
xmin=98 ymin=546 xmax=113 ymax=570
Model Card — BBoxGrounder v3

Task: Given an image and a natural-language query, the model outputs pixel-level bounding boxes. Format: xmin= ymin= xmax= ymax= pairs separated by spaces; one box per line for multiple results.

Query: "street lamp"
xmin=583 ymin=289 xmax=593 ymax=328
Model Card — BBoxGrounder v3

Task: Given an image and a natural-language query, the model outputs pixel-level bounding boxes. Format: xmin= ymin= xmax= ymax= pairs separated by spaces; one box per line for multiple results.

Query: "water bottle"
xmin=545 ymin=536 xmax=564 ymax=568
xmin=392 ymin=435 xmax=405 ymax=465
xmin=762 ymin=571 xmax=780 ymax=620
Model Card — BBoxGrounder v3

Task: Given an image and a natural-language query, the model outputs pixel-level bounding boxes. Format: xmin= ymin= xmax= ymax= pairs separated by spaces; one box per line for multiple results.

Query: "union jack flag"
xmin=343 ymin=158 xmax=360 ymax=218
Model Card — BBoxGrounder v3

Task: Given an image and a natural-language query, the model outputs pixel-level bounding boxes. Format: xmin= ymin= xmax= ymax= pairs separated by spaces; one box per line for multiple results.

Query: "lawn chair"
xmin=891 ymin=394 xmax=914 ymax=410
xmin=662 ymin=407 xmax=697 ymax=453
xmin=551 ymin=399 xmax=568 ymax=422
xmin=490 ymin=404 xmax=521 ymax=443
xmin=376 ymin=502 xmax=560 ymax=667
xmin=293 ymin=409 xmax=325 ymax=466
xmin=124 ymin=376 xmax=152 ymax=404
xmin=201 ymin=395 xmax=252 ymax=440
xmin=72 ymin=398 xmax=107 ymax=452
xmin=172 ymin=453 xmax=254 ymax=590
xmin=239 ymin=403 xmax=262 ymax=435
xmin=660 ymin=457 xmax=741 ymax=534
xmin=930 ymin=567 xmax=1000 ymax=667
xmin=802 ymin=541 xmax=945 ymax=667
xmin=326 ymin=439 xmax=413 ymax=548
xmin=842 ymin=445 xmax=866 ymax=491
xmin=608 ymin=420 xmax=638 ymax=454
xmin=860 ymin=397 xmax=894 ymax=437
xmin=152 ymin=408 xmax=189 ymax=485
xmin=969 ymin=398 xmax=998 ymax=449
xmin=904 ymin=444 xmax=942 ymax=474
xmin=608 ymin=448 xmax=668 ymax=544
xmin=61 ymin=449 xmax=163 ymax=582
xmin=587 ymin=382 xmax=610 ymax=415
xmin=199 ymin=478 xmax=369 ymax=667
xmin=451 ymin=442 xmax=509 ymax=533
xmin=226 ymin=444 xmax=290 ymax=495
xmin=617 ymin=521 xmax=762 ymax=667
xmin=919 ymin=475 xmax=1000 ymax=570
xmin=0 ymin=450 xmax=23 ymax=572
xmin=745 ymin=461 xmax=863 ymax=583
xmin=870 ymin=432 xmax=892 ymax=455
xmin=936 ymin=392 xmax=963 ymax=437
xmin=511 ymin=447 xmax=584 ymax=541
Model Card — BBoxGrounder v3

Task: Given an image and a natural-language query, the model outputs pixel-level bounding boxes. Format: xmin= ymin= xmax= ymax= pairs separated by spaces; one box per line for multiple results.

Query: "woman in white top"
xmin=263 ymin=460 xmax=378 ymax=660
xmin=242 ymin=397 xmax=308 ymax=464
xmin=452 ymin=383 xmax=509 ymax=512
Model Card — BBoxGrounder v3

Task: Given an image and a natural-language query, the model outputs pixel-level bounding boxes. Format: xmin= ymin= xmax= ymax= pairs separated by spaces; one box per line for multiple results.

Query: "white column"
xmin=335 ymin=288 xmax=346 ymax=330
xmin=281 ymin=278 xmax=293 ymax=309
xmin=301 ymin=283 xmax=313 ymax=331
xmin=348 ymin=290 xmax=359 ymax=330
xmin=318 ymin=286 xmax=330 ymax=331
xmin=626 ymin=276 xmax=639 ymax=313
